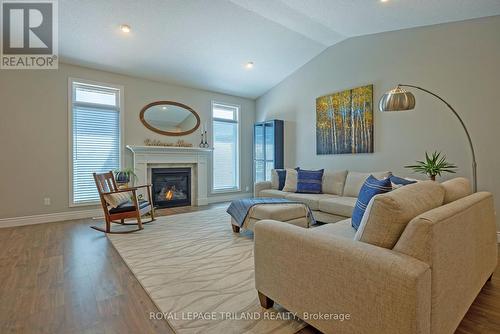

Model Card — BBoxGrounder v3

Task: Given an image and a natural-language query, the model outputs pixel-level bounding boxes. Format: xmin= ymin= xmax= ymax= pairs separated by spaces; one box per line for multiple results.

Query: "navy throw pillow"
xmin=276 ymin=169 xmax=287 ymax=190
xmin=296 ymin=168 xmax=324 ymax=194
xmin=351 ymin=175 xmax=392 ymax=230
xmin=390 ymin=175 xmax=416 ymax=186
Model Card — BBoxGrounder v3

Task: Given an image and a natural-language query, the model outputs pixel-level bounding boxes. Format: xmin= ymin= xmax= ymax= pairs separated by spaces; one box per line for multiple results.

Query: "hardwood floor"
xmin=0 ymin=204 xmax=498 ymax=333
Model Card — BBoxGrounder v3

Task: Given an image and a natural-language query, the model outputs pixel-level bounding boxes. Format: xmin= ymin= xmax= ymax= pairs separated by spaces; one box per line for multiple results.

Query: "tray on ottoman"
xmin=227 ymin=198 xmax=314 ymax=233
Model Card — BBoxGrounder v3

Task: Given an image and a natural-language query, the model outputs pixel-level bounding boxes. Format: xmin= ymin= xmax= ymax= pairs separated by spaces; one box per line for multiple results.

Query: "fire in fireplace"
xmin=151 ymin=168 xmax=191 ymax=208
xmin=165 ymin=189 xmax=174 ymax=201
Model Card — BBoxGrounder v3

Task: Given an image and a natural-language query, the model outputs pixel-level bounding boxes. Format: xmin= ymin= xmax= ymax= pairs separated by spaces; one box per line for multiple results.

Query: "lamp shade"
xmin=379 ymin=86 xmax=416 ymax=112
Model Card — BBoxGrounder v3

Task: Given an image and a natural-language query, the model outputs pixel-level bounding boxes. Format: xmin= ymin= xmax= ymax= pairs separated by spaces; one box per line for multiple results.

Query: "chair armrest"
xmin=118 ymin=184 xmax=151 ymax=191
xmin=102 ymin=184 xmax=151 ymax=195
xmin=132 ymin=184 xmax=151 ymax=189
xmin=101 ymin=188 xmax=137 ymax=195
xmin=254 ymin=220 xmax=431 ymax=334
xmin=254 ymin=181 xmax=272 ymax=196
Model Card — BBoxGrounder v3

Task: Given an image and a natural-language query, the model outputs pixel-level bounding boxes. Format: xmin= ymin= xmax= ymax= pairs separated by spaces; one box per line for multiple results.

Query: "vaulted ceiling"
xmin=59 ymin=0 xmax=500 ymax=98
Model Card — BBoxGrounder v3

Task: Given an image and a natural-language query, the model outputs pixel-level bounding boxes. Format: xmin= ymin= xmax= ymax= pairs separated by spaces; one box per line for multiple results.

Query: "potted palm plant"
xmin=405 ymin=151 xmax=457 ymax=181
xmin=114 ymin=168 xmax=137 ymax=188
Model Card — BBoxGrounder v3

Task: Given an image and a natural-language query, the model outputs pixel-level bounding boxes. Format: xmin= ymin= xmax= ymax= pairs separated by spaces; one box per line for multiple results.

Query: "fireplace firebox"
xmin=151 ymin=168 xmax=191 ymax=208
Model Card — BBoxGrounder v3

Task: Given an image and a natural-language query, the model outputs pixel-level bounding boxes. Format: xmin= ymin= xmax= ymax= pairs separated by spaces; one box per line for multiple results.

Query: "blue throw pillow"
xmin=276 ymin=169 xmax=286 ymax=190
xmin=296 ymin=168 xmax=324 ymax=194
xmin=390 ymin=175 xmax=416 ymax=186
xmin=351 ymin=175 xmax=392 ymax=230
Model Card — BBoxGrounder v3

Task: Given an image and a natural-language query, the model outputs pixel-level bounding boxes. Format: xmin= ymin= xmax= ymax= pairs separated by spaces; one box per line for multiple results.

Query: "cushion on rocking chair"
xmin=109 ymin=199 xmax=150 ymax=214
xmin=104 ymin=192 xmax=131 ymax=208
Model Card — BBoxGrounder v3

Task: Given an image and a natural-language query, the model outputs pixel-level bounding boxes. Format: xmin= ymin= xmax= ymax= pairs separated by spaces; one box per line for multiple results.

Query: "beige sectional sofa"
xmin=254 ymin=170 xmax=390 ymax=223
xmin=254 ymin=178 xmax=498 ymax=334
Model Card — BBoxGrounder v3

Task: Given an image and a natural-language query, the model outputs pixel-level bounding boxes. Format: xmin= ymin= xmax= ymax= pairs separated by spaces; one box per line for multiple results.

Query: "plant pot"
xmin=429 ymin=175 xmax=436 ymax=181
xmin=117 ymin=183 xmax=129 ymax=190
xmin=115 ymin=172 xmax=130 ymax=184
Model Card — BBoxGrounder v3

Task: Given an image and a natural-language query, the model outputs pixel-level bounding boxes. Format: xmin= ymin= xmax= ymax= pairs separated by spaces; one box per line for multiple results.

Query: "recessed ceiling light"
xmin=162 ymin=106 xmax=167 ymax=110
xmin=380 ymin=0 xmax=389 ymax=2
xmin=120 ymin=24 xmax=131 ymax=33
xmin=245 ymin=61 xmax=254 ymax=69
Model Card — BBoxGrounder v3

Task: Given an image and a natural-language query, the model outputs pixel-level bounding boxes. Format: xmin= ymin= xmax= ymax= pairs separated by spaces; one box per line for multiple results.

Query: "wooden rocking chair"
xmin=92 ymin=171 xmax=155 ymax=234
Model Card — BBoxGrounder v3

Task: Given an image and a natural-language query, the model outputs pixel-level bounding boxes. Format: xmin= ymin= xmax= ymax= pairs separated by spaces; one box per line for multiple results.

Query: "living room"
xmin=0 ymin=1 xmax=499 ymax=333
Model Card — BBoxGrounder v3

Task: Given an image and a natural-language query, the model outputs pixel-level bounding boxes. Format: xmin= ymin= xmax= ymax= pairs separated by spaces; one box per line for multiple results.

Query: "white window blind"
xmin=212 ymin=102 xmax=239 ymax=191
xmin=71 ymin=81 xmax=121 ymax=204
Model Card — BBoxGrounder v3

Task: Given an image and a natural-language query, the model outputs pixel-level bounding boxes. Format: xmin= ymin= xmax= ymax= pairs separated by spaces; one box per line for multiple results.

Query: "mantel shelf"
xmin=126 ymin=145 xmax=213 ymax=154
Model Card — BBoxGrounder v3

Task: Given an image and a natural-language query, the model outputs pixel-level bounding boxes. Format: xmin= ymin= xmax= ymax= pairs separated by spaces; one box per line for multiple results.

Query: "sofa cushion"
xmin=318 ymin=196 xmax=357 ymax=217
xmin=284 ymin=193 xmax=338 ymax=211
xmin=354 ymin=181 xmax=445 ymax=249
xmin=322 ymin=170 xmax=348 ymax=195
xmin=343 ymin=171 xmax=391 ymax=197
xmin=271 ymin=169 xmax=287 ymax=190
xmin=282 ymin=168 xmax=298 ymax=192
xmin=296 ymin=168 xmax=324 ymax=194
xmin=441 ymin=177 xmax=472 ymax=204
xmin=311 ymin=219 xmax=356 ymax=239
xmin=109 ymin=199 xmax=149 ymax=214
xmin=352 ymin=175 xmax=392 ymax=230
xmin=259 ymin=189 xmax=287 ymax=198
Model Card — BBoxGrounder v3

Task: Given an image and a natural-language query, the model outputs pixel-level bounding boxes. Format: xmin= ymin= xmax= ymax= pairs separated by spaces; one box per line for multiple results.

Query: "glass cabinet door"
xmin=255 ymin=160 xmax=265 ymax=183
xmin=254 ymin=123 xmax=265 ymax=183
xmin=265 ymin=161 xmax=274 ymax=181
xmin=265 ymin=122 xmax=274 ymax=161
xmin=255 ymin=123 xmax=264 ymax=161
xmin=264 ymin=122 xmax=275 ymax=181
xmin=254 ymin=120 xmax=283 ymax=184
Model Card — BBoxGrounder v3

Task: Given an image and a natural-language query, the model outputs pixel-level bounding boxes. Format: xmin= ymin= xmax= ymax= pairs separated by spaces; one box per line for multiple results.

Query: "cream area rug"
xmin=107 ymin=207 xmax=305 ymax=334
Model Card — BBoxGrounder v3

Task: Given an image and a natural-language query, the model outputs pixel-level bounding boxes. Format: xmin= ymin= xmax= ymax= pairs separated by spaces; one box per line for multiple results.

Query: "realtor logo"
xmin=1 ymin=0 xmax=58 ymax=69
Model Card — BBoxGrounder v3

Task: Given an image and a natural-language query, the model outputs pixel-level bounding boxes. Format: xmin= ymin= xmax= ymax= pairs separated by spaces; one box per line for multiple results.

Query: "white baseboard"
xmin=0 ymin=193 xmax=252 ymax=228
xmin=0 ymin=209 xmax=103 ymax=228
xmin=207 ymin=192 xmax=252 ymax=204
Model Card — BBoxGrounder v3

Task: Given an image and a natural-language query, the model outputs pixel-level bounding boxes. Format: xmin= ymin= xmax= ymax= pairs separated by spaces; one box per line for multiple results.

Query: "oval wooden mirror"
xmin=140 ymin=101 xmax=200 ymax=136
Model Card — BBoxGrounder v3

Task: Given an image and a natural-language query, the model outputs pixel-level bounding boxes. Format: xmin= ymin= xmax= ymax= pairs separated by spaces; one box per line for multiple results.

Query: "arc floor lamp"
xmin=379 ymin=84 xmax=477 ymax=192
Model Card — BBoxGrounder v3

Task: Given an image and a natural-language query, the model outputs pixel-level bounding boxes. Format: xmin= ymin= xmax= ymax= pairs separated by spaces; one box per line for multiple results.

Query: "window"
xmin=70 ymin=79 xmax=122 ymax=205
xmin=212 ymin=102 xmax=240 ymax=192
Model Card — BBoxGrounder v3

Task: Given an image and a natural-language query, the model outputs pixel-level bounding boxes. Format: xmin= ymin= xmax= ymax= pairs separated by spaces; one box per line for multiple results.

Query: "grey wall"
xmin=256 ymin=16 xmax=500 ymax=229
xmin=0 ymin=63 xmax=255 ymax=219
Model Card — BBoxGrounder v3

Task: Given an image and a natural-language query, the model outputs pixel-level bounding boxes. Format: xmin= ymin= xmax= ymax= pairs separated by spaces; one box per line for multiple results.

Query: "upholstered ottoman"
xmin=231 ymin=203 xmax=311 ymax=233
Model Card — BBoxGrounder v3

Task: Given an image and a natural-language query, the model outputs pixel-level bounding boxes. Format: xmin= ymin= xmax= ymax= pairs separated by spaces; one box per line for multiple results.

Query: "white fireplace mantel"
xmin=126 ymin=145 xmax=213 ymax=206
xmin=126 ymin=145 xmax=213 ymax=155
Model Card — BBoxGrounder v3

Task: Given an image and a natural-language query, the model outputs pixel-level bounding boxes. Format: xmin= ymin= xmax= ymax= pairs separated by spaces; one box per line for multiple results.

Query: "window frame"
xmin=68 ymin=77 xmax=125 ymax=207
xmin=211 ymin=101 xmax=241 ymax=193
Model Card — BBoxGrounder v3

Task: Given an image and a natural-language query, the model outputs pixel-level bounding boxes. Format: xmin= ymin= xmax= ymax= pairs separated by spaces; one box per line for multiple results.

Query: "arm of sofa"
xmin=254 ymin=220 xmax=431 ymax=334
xmin=254 ymin=181 xmax=272 ymax=197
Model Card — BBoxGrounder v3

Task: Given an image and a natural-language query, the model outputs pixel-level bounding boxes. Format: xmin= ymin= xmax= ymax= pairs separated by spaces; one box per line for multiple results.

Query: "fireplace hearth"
xmin=151 ymin=168 xmax=191 ymax=208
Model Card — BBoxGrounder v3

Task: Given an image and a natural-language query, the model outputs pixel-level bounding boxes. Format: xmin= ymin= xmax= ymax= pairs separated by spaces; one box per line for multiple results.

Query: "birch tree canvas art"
xmin=316 ymin=84 xmax=374 ymax=154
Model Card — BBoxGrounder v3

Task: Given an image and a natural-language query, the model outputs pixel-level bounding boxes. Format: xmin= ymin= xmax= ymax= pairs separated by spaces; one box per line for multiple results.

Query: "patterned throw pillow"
xmin=104 ymin=192 xmax=131 ymax=208
xmin=351 ymin=175 xmax=392 ymax=230
xmin=296 ymin=168 xmax=324 ymax=194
